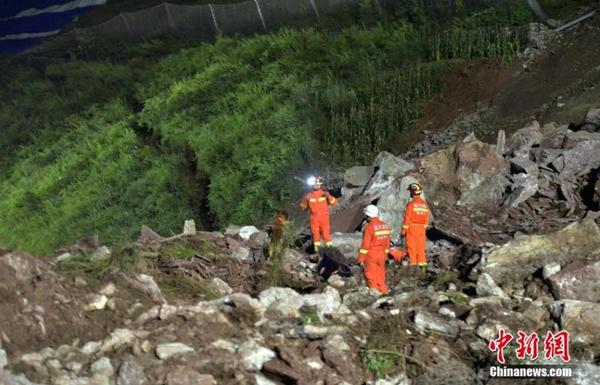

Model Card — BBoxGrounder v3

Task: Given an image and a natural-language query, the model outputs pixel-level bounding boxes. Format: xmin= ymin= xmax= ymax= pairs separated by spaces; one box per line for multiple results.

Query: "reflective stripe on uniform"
xmin=413 ymin=208 xmax=429 ymax=213
xmin=359 ymin=249 xmax=368 ymax=254
xmin=325 ymin=241 xmax=333 ymax=246
xmin=309 ymin=198 xmax=317 ymax=202
xmin=329 ymin=197 xmax=336 ymax=204
xmin=318 ymin=197 xmax=327 ymax=202
xmin=385 ymin=249 xmax=389 ymax=253
xmin=374 ymin=230 xmax=391 ymax=236
xmin=314 ymin=241 xmax=321 ymax=246
xmin=402 ymin=225 xmax=409 ymax=229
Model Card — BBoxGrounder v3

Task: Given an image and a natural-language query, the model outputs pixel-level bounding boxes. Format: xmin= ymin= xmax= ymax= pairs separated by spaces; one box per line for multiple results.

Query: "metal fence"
xmin=27 ymin=0 xmax=522 ymax=54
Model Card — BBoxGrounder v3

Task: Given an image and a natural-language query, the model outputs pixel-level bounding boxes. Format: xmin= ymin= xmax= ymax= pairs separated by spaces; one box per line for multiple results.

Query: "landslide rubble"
xmin=2 ymin=108 xmax=600 ymax=385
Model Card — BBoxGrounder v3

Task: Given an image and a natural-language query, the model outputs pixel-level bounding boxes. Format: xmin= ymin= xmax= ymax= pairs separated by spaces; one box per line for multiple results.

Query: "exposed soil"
xmin=417 ymin=15 xmax=600 ymax=144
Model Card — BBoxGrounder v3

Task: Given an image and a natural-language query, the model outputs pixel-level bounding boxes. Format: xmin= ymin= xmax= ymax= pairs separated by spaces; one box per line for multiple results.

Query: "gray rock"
xmin=136 ymin=274 xmax=166 ymax=304
xmin=231 ymin=246 xmax=252 ymax=262
xmin=503 ymin=173 xmax=538 ymax=207
xmin=476 ymin=273 xmax=509 ymax=299
xmin=1 ymin=252 xmax=35 ymax=281
xmin=156 ymin=343 xmax=195 ymax=360
xmin=300 ymin=324 xmax=346 ymax=339
xmin=510 ymin=156 xmax=539 ymax=176
xmin=303 ymin=286 xmax=342 ymax=318
xmin=550 ymin=300 xmax=600 ymax=346
xmin=496 ymin=130 xmax=506 ymax=156
xmin=117 ymin=357 xmax=144 ymax=385
xmin=481 ymin=219 xmax=600 ymax=287
xmin=375 ymin=374 xmax=411 ymax=385
xmin=556 ymin=135 xmax=600 ymax=179
xmin=542 ymin=262 xmax=561 ymax=279
xmin=249 ymin=231 xmax=269 ymax=247
xmin=225 ymin=293 xmax=265 ymax=321
xmin=238 ymin=226 xmax=260 ymax=240
xmin=259 ymin=287 xmax=304 ymax=317
xmin=99 ymin=283 xmax=116 ymax=296
xmin=364 ymin=152 xmax=415 ymax=196
xmin=330 ymin=232 xmax=362 ymax=260
xmin=99 ymin=329 xmax=136 ymax=354
xmin=0 ymin=347 xmax=7 ymax=369
xmin=584 ymin=108 xmax=600 ymax=127
xmin=166 ymin=366 xmax=216 ymax=385
xmin=509 ymin=120 xmax=543 ymax=151
xmin=414 ymin=310 xmax=459 ymax=337
xmin=421 ymin=140 xmax=508 ymax=209
xmin=548 ymin=261 xmax=600 ymax=302
xmin=224 ymin=225 xmax=241 ymax=236
xmin=84 ymin=295 xmax=108 ymax=311
xmin=80 ymin=341 xmax=102 ymax=355
xmin=531 ymin=148 xmax=562 ymax=166
xmin=342 ymin=287 xmax=382 ymax=310
xmin=90 ymin=246 xmax=111 ymax=261
xmin=570 ymin=363 xmax=600 ymax=385
xmin=344 ymin=166 xmax=375 ymax=187
xmin=459 ymin=173 xmax=510 ymax=209
xmin=238 ymin=340 xmax=275 ymax=371
xmin=321 ymin=334 xmax=360 ymax=379
xmin=211 ymin=277 xmax=233 ymax=296
xmin=183 ymin=219 xmax=196 ymax=235
xmin=91 ymin=357 xmax=114 ymax=376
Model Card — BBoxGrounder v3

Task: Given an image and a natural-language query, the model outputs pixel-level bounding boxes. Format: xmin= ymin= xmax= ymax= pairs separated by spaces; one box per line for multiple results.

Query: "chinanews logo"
xmin=487 ymin=329 xmax=573 ymax=379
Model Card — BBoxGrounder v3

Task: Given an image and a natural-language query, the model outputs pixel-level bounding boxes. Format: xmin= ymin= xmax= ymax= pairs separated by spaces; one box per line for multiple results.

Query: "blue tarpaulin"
xmin=0 ymin=0 xmax=71 ymax=18
xmin=0 ymin=0 xmax=106 ymax=54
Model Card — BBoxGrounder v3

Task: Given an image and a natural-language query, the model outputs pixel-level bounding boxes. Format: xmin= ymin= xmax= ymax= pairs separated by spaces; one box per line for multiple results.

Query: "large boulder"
xmin=420 ymin=140 xmax=508 ymax=209
xmin=553 ymin=132 xmax=600 ymax=180
xmin=363 ymin=152 xmax=414 ymax=197
xmin=480 ymin=219 xmax=600 ymax=287
xmin=508 ymin=121 xmax=543 ymax=151
xmin=344 ymin=166 xmax=375 ymax=188
xmin=547 ymin=260 xmax=600 ymax=302
xmin=330 ymin=232 xmax=363 ymax=260
xmin=550 ymin=300 xmax=600 ymax=346
xmin=584 ymin=107 xmax=600 ymax=128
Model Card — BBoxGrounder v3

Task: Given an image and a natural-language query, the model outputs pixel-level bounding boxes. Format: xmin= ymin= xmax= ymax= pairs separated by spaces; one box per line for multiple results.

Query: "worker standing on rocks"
xmin=402 ymin=182 xmax=430 ymax=272
xmin=358 ymin=205 xmax=393 ymax=294
xmin=300 ymin=176 xmax=337 ymax=252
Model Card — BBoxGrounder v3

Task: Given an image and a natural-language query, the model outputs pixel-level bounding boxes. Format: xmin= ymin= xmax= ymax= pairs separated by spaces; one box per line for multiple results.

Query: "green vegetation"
xmin=362 ymin=350 xmax=397 ymax=379
xmin=58 ymin=243 xmax=142 ymax=279
xmin=0 ymin=2 xmax=539 ymax=254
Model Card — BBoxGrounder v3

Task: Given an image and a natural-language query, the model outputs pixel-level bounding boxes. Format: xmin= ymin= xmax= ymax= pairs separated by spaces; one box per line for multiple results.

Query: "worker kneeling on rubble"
xmin=357 ymin=205 xmax=404 ymax=294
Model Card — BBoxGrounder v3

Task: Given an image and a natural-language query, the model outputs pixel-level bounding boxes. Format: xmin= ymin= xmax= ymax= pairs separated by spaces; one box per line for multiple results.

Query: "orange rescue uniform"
xmin=358 ymin=217 xmax=392 ymax=294
xmin=300 ymin=189 xmax=337 ymax=250
xmin=401 ymin=195 xmax=430 ymax=266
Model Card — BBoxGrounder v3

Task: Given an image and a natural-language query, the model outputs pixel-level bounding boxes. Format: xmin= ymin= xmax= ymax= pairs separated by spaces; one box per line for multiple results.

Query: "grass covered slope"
xmin=0 ymin=2 xmax=553 ymax=254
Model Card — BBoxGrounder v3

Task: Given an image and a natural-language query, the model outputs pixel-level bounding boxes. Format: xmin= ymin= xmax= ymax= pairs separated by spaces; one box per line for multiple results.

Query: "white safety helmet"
xmin=364 ymin=204 xmax=379 ymax=218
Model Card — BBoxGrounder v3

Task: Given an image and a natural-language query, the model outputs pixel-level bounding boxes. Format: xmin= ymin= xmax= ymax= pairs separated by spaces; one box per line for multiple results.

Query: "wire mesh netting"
xmin=29 ymin=0 xmax=524 ymax=49
xmin=167 ymin=4 xmax=216 ymax=40
xmin=259 ymin=0 xmax=316 ymax=30
xmin=124 ymin=4 xmax=171 ymax=41
xmin=212 ymin=1 xmax=264 ymax=36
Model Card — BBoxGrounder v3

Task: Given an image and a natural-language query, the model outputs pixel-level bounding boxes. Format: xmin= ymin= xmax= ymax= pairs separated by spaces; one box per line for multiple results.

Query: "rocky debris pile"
xmin=330 ymin=108 xmax=600 ymax=257
xmin=3 ymin=106 xmax=600 ymax=384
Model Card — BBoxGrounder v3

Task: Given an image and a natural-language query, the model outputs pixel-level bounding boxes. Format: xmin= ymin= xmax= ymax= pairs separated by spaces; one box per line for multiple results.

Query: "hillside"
xmin=0 ymin=1 xmax=543 ymax=255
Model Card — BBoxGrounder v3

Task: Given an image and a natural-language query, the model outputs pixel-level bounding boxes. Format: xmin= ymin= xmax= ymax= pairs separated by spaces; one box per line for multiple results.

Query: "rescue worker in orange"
xmin=358 ymin=205 xmax=393 ymax=294
xmin=402 ymin=182 xmax=430 ymax=272
xmin=300 ymin=176 xmax=337 ymax=252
